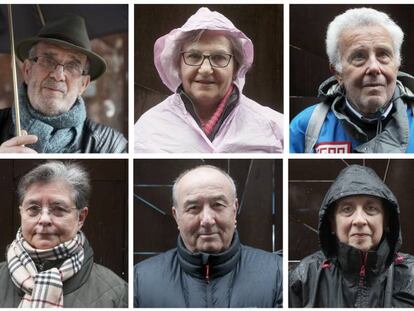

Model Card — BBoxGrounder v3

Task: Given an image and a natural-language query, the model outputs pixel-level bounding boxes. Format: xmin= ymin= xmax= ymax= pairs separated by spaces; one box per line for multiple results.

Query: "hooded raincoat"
xmin=134 ymin=7 xmax=283 ymax=153
xmin=289 ymin=165 xmax=414 ymax=307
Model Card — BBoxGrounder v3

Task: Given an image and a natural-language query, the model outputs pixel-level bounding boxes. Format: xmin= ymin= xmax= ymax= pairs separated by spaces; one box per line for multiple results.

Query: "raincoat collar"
xmin=336 ymin=239 xmax=391 ymax=284
xmin=154 ymin=7 xmax=253 ymax=93
xmin=178 ymin=84 xmax=240 ymax=141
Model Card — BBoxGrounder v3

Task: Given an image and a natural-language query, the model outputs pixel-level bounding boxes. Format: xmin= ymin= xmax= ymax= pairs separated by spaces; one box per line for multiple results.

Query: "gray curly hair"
xmin=17 ymin=161 xmax=90 ymax=210
xmin=326 ymin=7 xmax=404 ymax=72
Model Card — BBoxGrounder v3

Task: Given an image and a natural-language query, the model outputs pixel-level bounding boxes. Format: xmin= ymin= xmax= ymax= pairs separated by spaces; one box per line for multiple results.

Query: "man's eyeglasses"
xmin=21 ymin=205 xmax=77 ymax=219
xmin=29 ymin=56 xmax=87 ymax=78
xmin=181 ymin=51 xmax=233 ymax=68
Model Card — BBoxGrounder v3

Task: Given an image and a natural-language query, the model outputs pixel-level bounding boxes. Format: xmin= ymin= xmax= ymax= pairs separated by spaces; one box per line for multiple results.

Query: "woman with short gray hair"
xmin=0 ymin=161 xmax=127 ymax=308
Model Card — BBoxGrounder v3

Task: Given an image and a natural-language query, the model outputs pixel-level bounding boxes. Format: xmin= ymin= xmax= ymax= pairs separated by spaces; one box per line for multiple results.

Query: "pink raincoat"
xmin=134 ymin=7 xmax=283 ymax=153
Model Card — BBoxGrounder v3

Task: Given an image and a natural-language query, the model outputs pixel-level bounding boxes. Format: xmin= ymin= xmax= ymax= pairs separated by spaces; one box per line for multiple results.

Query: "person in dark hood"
xmin=289 ymin=164 xmax=414 ymax=307
xmin=134 ymin=165 xmax=283 ymax=307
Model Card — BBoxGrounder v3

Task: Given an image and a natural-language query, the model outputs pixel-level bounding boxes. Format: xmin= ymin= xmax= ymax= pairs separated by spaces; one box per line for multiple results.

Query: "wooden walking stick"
xmin=7 ymin=4 xmax=21 ymax=137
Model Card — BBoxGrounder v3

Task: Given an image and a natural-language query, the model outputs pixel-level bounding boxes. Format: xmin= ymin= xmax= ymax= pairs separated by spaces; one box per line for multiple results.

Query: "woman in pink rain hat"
xmin=134 ymin=7 xmax=283 ymax=153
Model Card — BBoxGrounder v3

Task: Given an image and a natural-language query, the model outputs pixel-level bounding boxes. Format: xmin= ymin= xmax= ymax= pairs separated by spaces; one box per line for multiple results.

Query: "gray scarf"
xmin=12 ymin=85 xmax=86 ymax=153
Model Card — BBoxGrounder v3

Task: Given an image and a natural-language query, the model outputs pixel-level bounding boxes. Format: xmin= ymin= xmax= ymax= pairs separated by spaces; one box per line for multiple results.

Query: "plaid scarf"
xmin=7 ymin=229 xmax=85 ymax=308
xmin=12 ymin=84 xmax=87 ymax=153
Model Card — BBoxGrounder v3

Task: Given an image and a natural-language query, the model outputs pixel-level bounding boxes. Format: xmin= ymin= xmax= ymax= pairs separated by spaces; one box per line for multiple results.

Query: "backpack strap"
xmin=304 ymin=102 xmax=330 ymax=153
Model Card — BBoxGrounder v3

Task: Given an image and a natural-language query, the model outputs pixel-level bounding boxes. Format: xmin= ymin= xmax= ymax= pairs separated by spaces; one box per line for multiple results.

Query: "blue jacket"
xmin=134 ymin=232 xmax=283 ymax=307
xmin=290 ymin=74 xmax=414 ymax=153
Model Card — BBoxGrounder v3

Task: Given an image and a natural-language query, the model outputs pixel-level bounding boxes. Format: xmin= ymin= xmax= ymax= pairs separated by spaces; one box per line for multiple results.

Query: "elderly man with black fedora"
xmin=0 ymin=15 xmax=127 ymax=153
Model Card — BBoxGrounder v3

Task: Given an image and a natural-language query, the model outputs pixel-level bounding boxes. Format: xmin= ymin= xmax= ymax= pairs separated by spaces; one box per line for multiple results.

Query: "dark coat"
xmin=134 ymin=232 xmax=283 ymax=307
xmin=0 ymin=108 xmax=127 ymax=153
xmin=0 ymin=239 xmax=128 ymax=307
xmin=289 ymin=165 xmax=414 ymax=307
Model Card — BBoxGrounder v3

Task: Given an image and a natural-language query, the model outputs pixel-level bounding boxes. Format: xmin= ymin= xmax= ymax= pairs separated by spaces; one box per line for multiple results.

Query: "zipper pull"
xmin=359 ymin=264 xmax=365 ymax=287
xmin=359 ymin=264 xmax=366 ymax=278
xmin=204 ymin=263 xmax=210 ymax=284
xmin=359 ymin=252 xmax=368 ymax=286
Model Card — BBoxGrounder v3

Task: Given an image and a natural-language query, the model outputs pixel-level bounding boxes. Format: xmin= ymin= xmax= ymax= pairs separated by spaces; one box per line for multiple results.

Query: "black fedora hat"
xmin=16 ymin=14 xmax=106 ymax=81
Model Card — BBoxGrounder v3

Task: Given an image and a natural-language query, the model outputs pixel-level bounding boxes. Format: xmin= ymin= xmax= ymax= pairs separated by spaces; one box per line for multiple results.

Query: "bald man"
xmin=134 ymin=165 xmax=283 ymax=308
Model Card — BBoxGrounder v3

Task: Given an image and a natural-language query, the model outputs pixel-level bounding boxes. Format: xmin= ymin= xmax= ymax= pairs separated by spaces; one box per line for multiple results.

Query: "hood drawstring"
xmin=376 ymin=118 xmax=383 ymax=135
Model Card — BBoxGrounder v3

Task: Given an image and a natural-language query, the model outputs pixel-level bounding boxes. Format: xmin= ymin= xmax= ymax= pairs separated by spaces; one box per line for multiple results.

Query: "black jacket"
xmin=0 ymin=239 xmax=128 ymax=307
xmin=0 ymin=108 xmax=127 ymax=153
xmin=289 ymin=165 xmax=414 ymax=307
xmin=134 ymin=232 xmax=283 ymax=307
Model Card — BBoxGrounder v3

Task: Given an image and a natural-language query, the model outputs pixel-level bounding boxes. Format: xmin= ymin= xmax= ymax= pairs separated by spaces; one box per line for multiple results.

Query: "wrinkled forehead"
xmin=182 ymin=31 xmax=233 ymax=53
xmin=338 ymin=24 xmax=394 ymax=53
xmin=35 ymin=41 xmax=88 ymax=63
xmin=176 ymin=168 xmax=235 ymax=203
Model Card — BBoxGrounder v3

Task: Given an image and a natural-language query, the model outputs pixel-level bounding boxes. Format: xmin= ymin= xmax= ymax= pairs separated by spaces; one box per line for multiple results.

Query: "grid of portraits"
xmin=0 ymin=1 xmax=412 ymax=309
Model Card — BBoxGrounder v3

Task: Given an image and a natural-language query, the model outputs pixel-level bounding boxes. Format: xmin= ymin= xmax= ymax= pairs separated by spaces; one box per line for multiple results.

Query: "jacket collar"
xmin=336 ymin=239 xmax=391 ymax=283
xmin=62 ymin=238 xmax=94 ymax=294
xmin=176 ymin=231 xmax=241 ymax=280
xmin=178 ymin=84 xmax=239 ymax=141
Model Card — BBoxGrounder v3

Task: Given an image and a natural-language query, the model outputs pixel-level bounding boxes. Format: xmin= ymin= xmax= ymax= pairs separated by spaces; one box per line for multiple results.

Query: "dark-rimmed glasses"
xmin=29 ymin=56 xmax=87 ymax=78
xmin=181 ymin=51 xmax=233 ymax=68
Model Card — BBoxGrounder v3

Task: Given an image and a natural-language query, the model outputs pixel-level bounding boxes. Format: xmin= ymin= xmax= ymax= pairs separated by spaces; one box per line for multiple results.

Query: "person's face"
xmin=22 ymin=42 xmax=91 ymax=116
xmin=332 ymin=195 xmax=384 ymax=252
xmin=335 ymin=25 xmax=399 ymax=116
xmin=173 ymin=167 xmax=237 ymax=253
xmin=180 ymin=32 xmax=235 ymax=110
xmin=20 ymin=180 xmax=88 ymax=249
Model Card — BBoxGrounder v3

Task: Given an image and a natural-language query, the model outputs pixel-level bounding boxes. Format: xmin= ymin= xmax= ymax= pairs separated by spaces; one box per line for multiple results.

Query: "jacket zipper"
xmin=204 ymin=263 xmax=210 ymax=284
xmin=355 ymin=252 xmax=369 ymax=307
xmin=204 ymin=263 xmax=212 ymax=307
xmin=359 ymin=252 xmax=368 ymax=287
